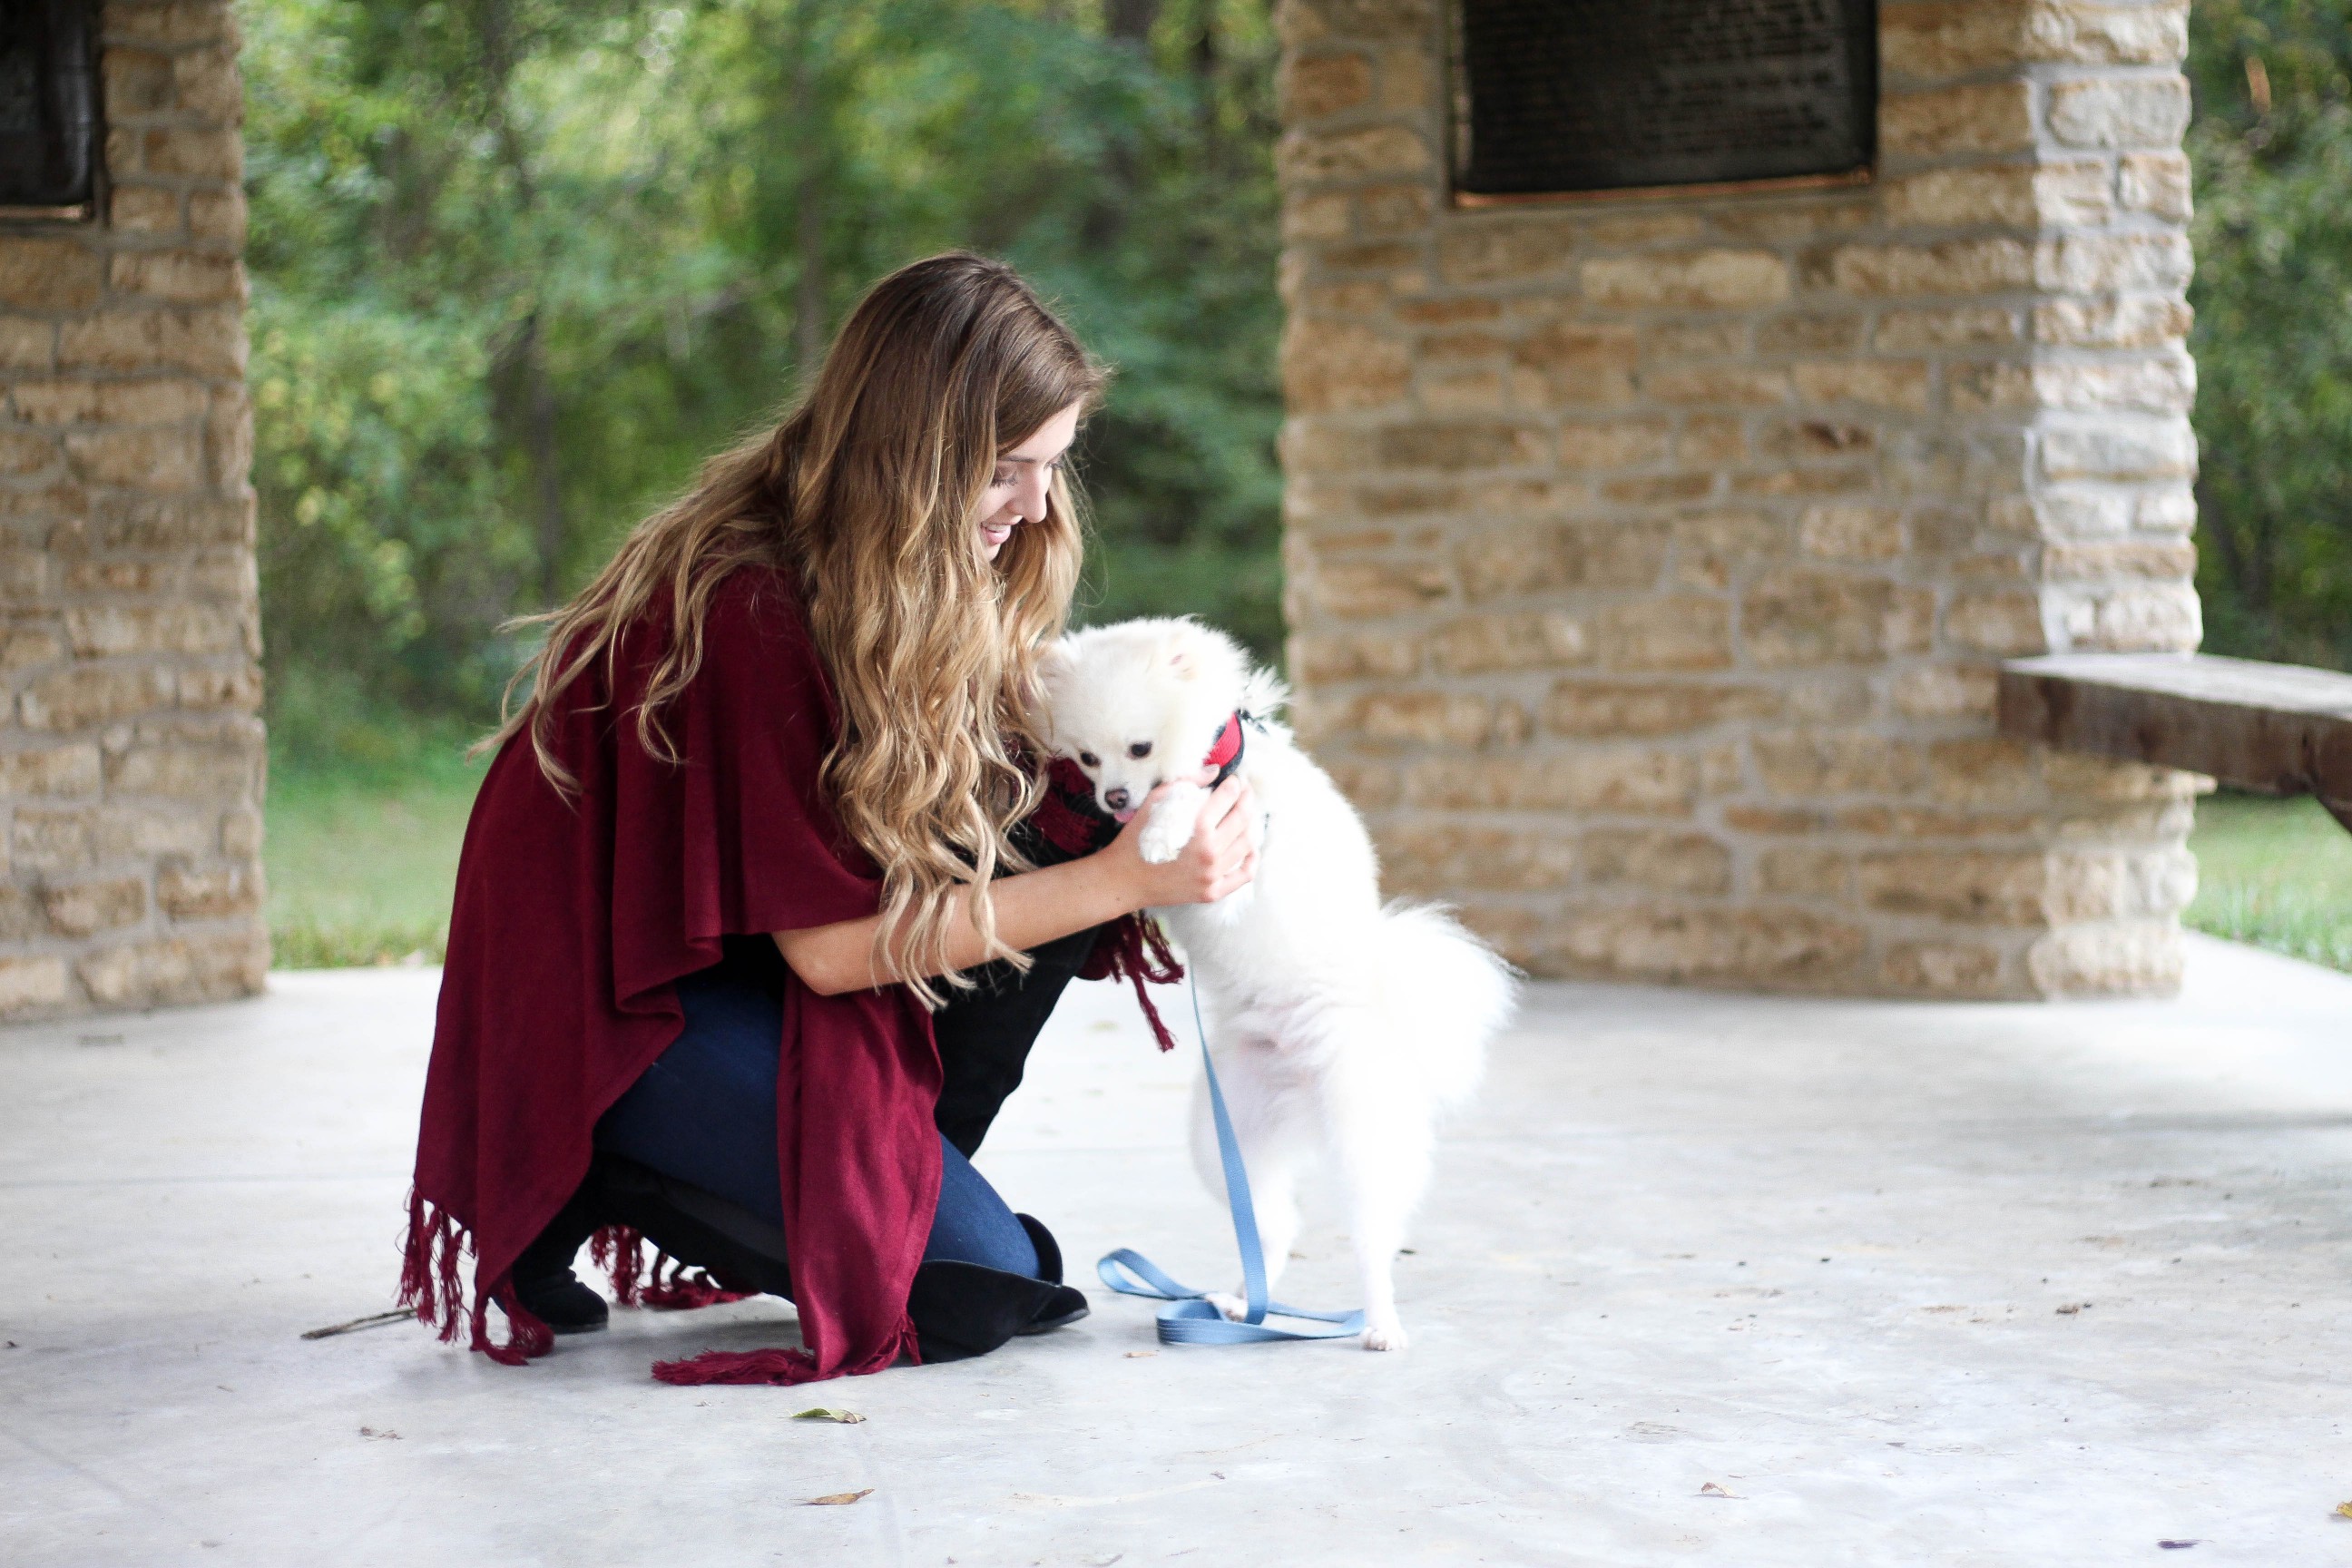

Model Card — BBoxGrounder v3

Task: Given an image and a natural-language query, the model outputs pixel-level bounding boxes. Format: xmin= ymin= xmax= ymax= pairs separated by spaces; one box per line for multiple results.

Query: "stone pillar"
xmin=1277 ymin=0 xmax=2202 ymax=997
xmin=0 ymin=0 xmax=266 ymax=1019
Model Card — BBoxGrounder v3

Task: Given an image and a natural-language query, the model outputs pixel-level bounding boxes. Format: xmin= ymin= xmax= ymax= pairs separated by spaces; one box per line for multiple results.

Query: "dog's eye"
xmin=1127 ymin=741 xmax=1152 ymax=760
xmin=1078 ymin=751 xmax=1099 ymax=769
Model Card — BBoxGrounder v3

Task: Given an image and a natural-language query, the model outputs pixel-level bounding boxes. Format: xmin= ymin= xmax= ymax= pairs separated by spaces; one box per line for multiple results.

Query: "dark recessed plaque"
xmin=0 ymin=0 xmax=101 ymax=216
xmin=1450 ymin=0 xmax=1876 ymax=203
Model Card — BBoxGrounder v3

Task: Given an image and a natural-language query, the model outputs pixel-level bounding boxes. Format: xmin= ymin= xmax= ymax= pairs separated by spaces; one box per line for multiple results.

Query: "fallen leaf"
xmin=358 ymin=1426 xmax=401 ymax=1440
xmin=1124 ymin=1351 xmax=1157 ymax=1359
xmin=804 ymin=1489 xmax=874 ymax=1506
xmin=791 ymin=1407 xmax=867 ymax=1424
xmin=2158 ymin=1540 xmax=2200 ymax=1550
xmin=1698 ymin=1481 xmax=1745 ymax=1499
xmin=2054 ymin=1302 xmax=2092 ymax=1315
xmin=2337 ymin=1501 xmax=2352 ymax=1519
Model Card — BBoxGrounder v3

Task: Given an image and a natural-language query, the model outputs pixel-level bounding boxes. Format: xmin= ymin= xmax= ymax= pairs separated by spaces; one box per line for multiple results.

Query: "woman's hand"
xmin=1096 ymin=775 xmax=1259 ymax=912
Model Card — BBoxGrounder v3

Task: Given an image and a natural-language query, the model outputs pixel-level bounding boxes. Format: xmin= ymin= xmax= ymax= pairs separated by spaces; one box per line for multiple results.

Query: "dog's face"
xmin=1039 ymin=619 xmax=1248 ymax=821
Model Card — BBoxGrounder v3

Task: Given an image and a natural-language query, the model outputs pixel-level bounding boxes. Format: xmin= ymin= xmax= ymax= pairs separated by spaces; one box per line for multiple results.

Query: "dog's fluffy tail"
xmin=1367 ymin=903 xmax=1519 ymax=1112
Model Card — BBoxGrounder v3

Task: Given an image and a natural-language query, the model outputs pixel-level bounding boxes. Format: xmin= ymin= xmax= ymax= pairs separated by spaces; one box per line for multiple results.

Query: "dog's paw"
xmin=1360 ymin=1316 xmax=1409 ymax=1352
xmin=1137 ymin=784 xmax=1206 ymax=865
xmin=1204 ymin=1290 xmax=1250 ymax=1323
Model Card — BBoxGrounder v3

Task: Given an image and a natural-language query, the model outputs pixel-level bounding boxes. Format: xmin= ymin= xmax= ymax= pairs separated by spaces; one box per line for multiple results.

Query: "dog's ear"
xmin=1037 ymin=638 xmax=1075 ymax=689
xmin=1163 ymin=628 xmax=1200 ymax=682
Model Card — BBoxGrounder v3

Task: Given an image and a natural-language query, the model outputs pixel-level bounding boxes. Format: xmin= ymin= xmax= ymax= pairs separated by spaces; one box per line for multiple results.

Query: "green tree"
xmin=241 ymin=0 xmax=1286 ymax=764
xmin=2188 ymin=0 xmax=2352 ymax=671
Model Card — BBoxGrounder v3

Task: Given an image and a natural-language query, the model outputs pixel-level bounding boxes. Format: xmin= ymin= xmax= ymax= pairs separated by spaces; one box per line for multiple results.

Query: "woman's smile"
xmin=979 ymin=399 xmax=1083 ymax=560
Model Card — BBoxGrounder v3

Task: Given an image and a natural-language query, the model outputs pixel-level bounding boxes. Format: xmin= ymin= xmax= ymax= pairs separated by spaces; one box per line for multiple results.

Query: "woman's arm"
xmin=772 ymin=775 xmax=1259 ymax=996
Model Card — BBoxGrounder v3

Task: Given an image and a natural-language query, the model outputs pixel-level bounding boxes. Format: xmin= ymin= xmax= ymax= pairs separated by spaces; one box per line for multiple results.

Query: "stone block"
xmin=2034 ymin=233 xmax=2193 ymax=293
xmin=18 ymin=665 xmax=176 ymax=730
xmin=1430 ymin=612 xmax=1589 ymax=673
xmin=1301 ymin=556 xmax=1450 ymax=617
xmin=63 ymin=426 xmax=205 ymax=490
xmin=109 ymin=253 xmax=246 ymax=306
xmin=12 ymin=808 xmax=96 ymax=873
xmin=1758 ymin=313 xmax=1865 ymax=354
xmin=103 ymin=44 xmax=175 ymax=113
xmin=0 ymin=956 xmax=70 ymax=1015
xmin=188 ymin=187 xmax=249 ymax=249
xmin=1378 ymin=823 xmax=1577 ymax=894
xmin=93 ymin=493 xmax=254 ymax=551
xmin=173 ymin=44 xmax=247 ymax=124
xmin=2053 ymin=582 xmax=2201 ymax=652
xmin=139 ymin=124 xmax=243 ymax=181
xmin=1291 ymin=629 xmax=1423 ymax=681
xmin=2048 ymin=75 xmax=2190 ymax=149
xmin=1357 ymin=183 xmax=1432 ymax=236
xmin=0 ymin=238 xmax=103 ymax=312
xmin=1559 ymin=417 xmax=1671 ymax=470
xmin=1742 ymin=572 xmax=1935 ymax=666
xmin=12 ymin=377 xmax=211 ymax=426
xmin=1582 ymin=828 xmax=1731 ymax=895
xmin=1880 ymin=83 xmax=2036 ymax=156
xmin=1309 ymin=690 xmax=1527 ymax=750
xmin=1375 ymin=420 xmax=1548 ymax=472
xmin=1580 ymin=250 xmax=1788 ymax=309
xmin=1456 ymin=523 xmax=1663 ymax=601
xmin=41 ymin=877 xmax=148 ymax=938
xmin=1547 ymin=681 xmax=1779 ymax=737
xmin=1892 ymin=664 xmax=2000 ymax=720
xmin=1550 ymin=905 xmax=1867 ymax=985
xmin=2039 ymin=418 xmax=2197 ymax=482
xmin=103 ymin=740 xmax=261 ymax=801
xmin=1945 ymin=588 xmax=2048 ymax=655
xmin=2118 ymin=152 xmax=2191 ymax=220
xmin=1761 ymin=846 xmax=1848 ymax=899
xmin=1284 ymin=190 xmax=1351 ymax=242
xmin=1437 ymin=220 xmax=1575 ymax=285
xmin=1876 ymin=306 xmax=2018 ymax=350
xmin=1643 ymin=366 xmax=1791 ymax=407
xmin=60 ymin=306 xmax=246 ymax=377
xmin=157 ymin=861 xmax=260 ymax=919
xmin=107 ymin=185 xmax=181 ymax=237
xmin=1597 ymin=596 xmax=1734 ymax=671
xmin=1277 ymin=123 xmax=1430 ymax=184
xmin=0 ymin=427 xmax=61 ymax=478
xmin=0 ymin=744 xmax=103 ymax=797
xmin=1281 ymin=51 xmax=1373 ymax=119
xmin=1880 ymin=940 xmax=2008 ymax=996
xmin=1859 ymin=850 xmax=2048 ymax=924
xmin=1285 ymin=318 xmax=1410 ymax=412
xmin=1753 ymin=731 xmax=1928 ymax=796
xmin=1828 ymin=240 xmax=2033 ymax=297
xmin=1791 ymin=359 xmax=1930 ymax=412
xmin=2024 ymin=918 xmax=2183 ymax=996
xmin=64 ymin=603 xmax=249 ymax=658
xmin=0 ymin=318 xmax=56 ymax=370
xmin=1798 ymin=504 xmax=1905 ymax=561
xmin=2033 ymin=296 xmax=2192 ymax=348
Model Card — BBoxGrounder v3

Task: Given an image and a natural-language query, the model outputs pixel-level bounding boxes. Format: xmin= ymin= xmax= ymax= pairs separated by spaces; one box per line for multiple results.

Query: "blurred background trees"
xmin=2186 ymin=0 xmax=2352 ymax=671
xmin=245 ymin=0 xmax=1283 ymax=769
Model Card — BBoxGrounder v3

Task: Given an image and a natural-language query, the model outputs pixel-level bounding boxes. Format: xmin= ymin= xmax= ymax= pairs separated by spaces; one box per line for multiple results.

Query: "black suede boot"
xmin=511 ymin=1181 xmax=610 ymax=1334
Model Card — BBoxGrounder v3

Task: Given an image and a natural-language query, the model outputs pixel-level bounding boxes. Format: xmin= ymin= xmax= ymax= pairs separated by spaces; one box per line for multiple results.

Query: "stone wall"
xmin=0 ymin=0 xmax=266 ymax=1019
xmin=1277 ymin=0 xmax=2204 ymax=997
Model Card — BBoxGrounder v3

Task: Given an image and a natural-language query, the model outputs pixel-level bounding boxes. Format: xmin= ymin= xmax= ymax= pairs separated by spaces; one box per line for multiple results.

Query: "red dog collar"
xmin=1203 ymin=710 xmax=1248 ymax=787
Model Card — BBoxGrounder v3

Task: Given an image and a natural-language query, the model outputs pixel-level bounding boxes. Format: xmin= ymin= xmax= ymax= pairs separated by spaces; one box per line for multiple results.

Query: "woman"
xmin=399 ymin=253 xmax=1256 ymax=1387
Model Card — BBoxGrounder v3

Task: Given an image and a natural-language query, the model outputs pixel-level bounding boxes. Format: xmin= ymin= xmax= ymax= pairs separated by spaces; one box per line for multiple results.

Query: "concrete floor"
xmin=3 ymin=936 xmax=2350 ymax=1567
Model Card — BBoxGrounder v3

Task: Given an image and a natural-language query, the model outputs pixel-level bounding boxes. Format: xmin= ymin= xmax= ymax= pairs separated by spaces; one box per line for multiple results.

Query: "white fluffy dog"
xmin=1039 ymin=617 xmax=1518 ymax=1350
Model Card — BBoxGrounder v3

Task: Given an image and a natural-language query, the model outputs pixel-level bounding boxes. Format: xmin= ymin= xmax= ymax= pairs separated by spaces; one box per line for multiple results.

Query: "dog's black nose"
xmin=1102 ymin=786 xmax=1131 ymax=811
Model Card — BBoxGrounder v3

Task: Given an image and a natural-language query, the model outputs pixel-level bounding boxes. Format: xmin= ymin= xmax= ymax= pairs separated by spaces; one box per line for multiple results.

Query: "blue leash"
xmin=1097 ymin=981 xmax=1365 ymax=1346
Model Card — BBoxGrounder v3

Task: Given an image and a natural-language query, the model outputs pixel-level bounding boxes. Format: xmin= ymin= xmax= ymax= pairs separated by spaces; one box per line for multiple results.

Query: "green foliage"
xmin=2188 ymin=0 xmax=2352 ymax=671
xmin=243 ymin=0 xmax=1286 ymax=760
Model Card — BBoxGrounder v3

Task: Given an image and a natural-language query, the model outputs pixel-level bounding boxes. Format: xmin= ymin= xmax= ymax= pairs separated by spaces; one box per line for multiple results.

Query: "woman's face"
xmin=977 ymin=400 xmax=1083 ymax=561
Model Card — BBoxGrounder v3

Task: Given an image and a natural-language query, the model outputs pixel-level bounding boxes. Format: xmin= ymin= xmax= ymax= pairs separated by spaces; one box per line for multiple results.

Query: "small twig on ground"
xmin=301 ymin=1308 xmax=414 ymax=1341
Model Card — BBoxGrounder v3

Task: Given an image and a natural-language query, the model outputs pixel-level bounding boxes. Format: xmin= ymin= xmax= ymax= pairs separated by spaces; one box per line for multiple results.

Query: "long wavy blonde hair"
xmin=488 ymin=253 xmax=1108 ymax=1004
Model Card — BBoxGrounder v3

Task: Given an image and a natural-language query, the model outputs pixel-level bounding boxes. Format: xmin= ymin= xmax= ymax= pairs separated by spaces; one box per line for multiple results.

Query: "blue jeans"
xmin=594 ymin=960 xmax=1039 ymax=1277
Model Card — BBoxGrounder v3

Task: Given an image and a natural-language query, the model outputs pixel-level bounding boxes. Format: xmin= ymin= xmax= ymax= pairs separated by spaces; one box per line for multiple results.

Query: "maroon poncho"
xmin=400 ymin=565 xmax=939 ymax=1385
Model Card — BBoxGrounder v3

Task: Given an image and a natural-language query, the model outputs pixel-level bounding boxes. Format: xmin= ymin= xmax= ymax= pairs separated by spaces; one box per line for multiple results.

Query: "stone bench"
xmin=1998 ymin=653 xmax=2352 ymax=834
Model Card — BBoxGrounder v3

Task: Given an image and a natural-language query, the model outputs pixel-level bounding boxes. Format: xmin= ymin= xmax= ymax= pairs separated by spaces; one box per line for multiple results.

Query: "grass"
xmin=261 ymin=747 xmax=2352 ymax=977
xmin=2180 ymin=791 xmax=2352 ymax=974
xmin=264 ymin=734 xmax=485 ymax=969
